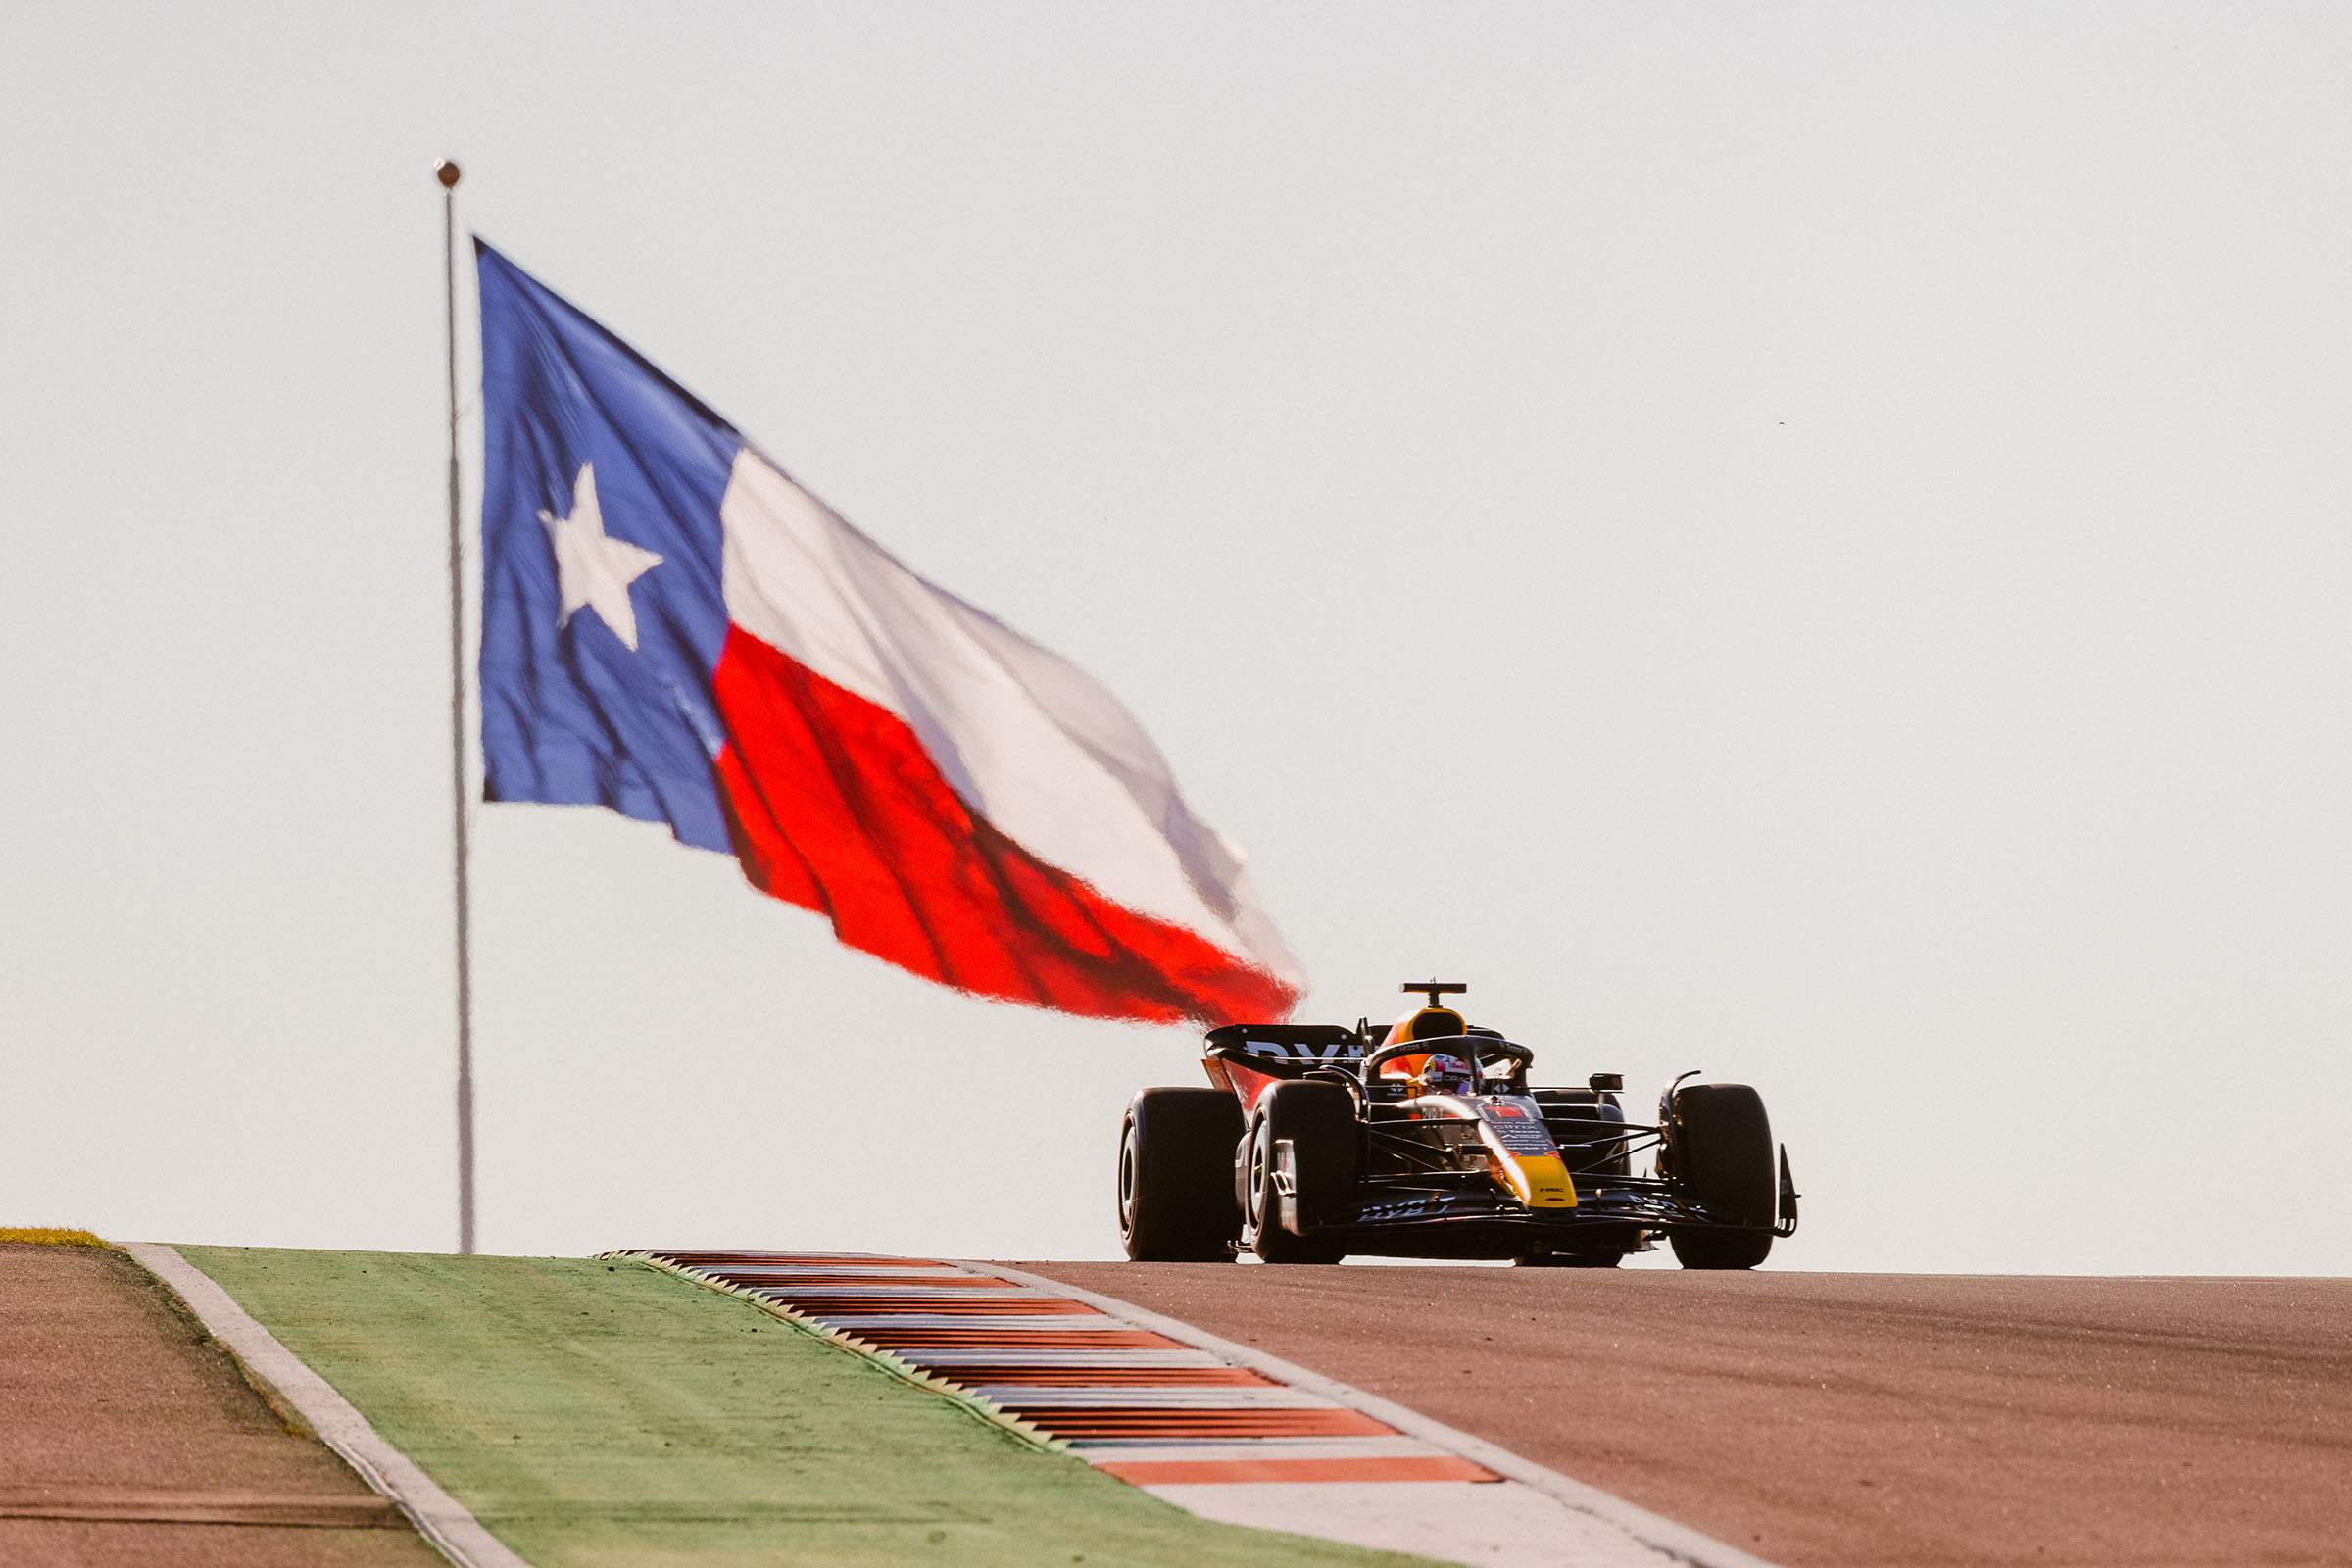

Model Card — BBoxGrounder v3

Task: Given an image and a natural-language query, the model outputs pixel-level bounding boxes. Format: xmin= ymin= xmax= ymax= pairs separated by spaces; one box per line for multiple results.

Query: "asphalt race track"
xmin=1020 ymin=1263 xmax=2352 ymax=1568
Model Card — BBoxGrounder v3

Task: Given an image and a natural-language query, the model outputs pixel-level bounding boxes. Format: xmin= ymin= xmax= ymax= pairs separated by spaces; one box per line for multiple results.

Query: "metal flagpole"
xmin=436 ymin=158 xmax=477 ymax=1255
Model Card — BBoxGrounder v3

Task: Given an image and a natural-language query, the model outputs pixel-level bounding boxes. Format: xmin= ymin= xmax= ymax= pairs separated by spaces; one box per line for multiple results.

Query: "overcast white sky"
xmin=4 ymin=3 xmax=2347 ymax=1273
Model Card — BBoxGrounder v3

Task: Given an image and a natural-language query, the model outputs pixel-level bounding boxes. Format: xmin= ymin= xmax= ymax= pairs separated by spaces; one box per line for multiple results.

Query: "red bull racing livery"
xmin=1117 ymin=982 xmax=1799 ymax=1267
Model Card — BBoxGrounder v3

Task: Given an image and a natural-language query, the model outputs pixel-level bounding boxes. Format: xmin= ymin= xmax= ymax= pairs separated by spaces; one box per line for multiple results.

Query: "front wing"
xmin=1273 ymin=1160 xmax=1797 ymax=1259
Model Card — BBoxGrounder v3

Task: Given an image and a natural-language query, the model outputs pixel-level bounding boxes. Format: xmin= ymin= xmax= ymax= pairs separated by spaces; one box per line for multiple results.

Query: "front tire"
xmin=1248 ymin=1081 xmax=1354 ymax=1264
xmin=1120 ymin=1088 xmax=1245 ymax=1261
xmin=1663 ymin=1083 xmax=1776 ymax=1270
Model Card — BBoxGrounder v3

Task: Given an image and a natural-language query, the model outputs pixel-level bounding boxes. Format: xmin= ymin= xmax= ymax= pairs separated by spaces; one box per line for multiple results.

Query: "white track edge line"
xmin=126 ymin=1243 xmax=531 ymax=1568
xmin=954 ymin=1261 xmax=1782 ymax=1568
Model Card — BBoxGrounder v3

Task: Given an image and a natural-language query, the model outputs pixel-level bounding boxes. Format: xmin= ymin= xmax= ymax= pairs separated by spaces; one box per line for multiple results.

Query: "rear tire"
xmin=1664 ymin=1083 xmax=1776 ymax=1270
xmin=1120 ymin=1088 xmax=1245 ymax=1261
xmin=1249 ymin=1081 xmax=1355 ymax=1264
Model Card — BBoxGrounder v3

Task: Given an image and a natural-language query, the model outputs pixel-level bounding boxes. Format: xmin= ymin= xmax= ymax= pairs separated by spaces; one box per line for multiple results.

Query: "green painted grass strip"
xmin=603 ymin=1250 xmax=1067 ymax=1456
xmin=178 ymin=1247 xmax=1441 ymax=1568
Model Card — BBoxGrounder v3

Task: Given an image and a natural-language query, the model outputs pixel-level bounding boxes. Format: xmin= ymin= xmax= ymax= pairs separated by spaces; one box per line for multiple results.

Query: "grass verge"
xmin=179 ymin=1248 xmax=1441 ymax=1568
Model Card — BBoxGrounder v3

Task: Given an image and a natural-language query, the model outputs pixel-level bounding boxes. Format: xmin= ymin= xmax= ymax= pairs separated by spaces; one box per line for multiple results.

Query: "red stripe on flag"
xmin=710 ymin=626 xmax=1296 ymax=1024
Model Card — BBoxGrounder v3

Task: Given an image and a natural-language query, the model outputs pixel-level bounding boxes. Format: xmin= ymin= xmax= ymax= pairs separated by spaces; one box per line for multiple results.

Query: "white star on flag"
xmin=538 ymin=462 xmax=662 ymax=651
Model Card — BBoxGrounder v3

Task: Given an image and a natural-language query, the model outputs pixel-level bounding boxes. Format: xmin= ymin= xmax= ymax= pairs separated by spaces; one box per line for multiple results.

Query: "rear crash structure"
xmin=1118 ymin=983 xmax=1799 ymax=1268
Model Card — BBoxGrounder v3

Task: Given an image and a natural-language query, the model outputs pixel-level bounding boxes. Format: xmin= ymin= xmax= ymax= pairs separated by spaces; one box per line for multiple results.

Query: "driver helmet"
xmin=1414 ymin=1052 xmax=1476 ymax=1095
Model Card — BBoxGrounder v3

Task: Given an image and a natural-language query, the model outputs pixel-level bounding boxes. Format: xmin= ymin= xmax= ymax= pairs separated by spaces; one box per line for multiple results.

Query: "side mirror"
xmin=1588 ymin=1072 xmax=1624 ymax=1093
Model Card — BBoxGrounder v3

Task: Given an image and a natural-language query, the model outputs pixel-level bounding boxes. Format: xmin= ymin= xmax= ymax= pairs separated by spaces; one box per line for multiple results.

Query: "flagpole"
xmin=436 ymin=158 xmax=477 ymax=1256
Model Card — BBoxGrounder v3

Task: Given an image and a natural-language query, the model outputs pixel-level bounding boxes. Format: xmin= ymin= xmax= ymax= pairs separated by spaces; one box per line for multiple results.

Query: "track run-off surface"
xmin=1019 ymin=1263 xmax=2352 ymax=1568
xmin=646 ymin=1251 xmax=1744 ymax=1567
xmin=0 ymin=1242 xmax=441 ymax=1568
xmin=175 ymin=1247 xmax=1436 ymax=1568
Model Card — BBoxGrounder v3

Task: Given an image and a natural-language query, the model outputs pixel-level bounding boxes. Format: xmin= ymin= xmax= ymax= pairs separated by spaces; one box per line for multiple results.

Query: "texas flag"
xmin=474 ymin=243 xmax=1302 ymax=1025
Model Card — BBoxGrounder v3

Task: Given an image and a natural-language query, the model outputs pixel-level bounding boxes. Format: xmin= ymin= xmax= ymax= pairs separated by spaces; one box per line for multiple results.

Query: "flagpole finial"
xmin=436 ymin=160 xmax=463 ymax=190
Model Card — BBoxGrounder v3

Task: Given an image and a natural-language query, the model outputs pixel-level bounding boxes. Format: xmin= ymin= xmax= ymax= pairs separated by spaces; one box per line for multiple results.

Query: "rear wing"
xmin=1201 ymin=1023 xmax=1365 ymax=1089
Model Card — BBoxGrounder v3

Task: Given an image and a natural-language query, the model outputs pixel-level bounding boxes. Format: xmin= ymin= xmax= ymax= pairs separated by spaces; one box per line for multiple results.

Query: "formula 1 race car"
xmin=1118 ymin=982 xmax=1798 ymax=1268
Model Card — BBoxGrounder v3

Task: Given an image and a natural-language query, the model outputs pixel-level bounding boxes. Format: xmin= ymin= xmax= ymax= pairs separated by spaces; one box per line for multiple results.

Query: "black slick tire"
xmin=1248 ymin=1080 xmax=1355 ymax=1264
xmin=1119 ymin=1088 xmax=1245 ymax=1262
xmin=1664 ymin=1083 xmax=1776 ymax=1270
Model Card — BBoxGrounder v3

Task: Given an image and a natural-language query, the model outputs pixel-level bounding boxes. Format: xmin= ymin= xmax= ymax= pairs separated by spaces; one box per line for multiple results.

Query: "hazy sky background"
xmin=5 ymin=4 xmax=2347 ymax=1272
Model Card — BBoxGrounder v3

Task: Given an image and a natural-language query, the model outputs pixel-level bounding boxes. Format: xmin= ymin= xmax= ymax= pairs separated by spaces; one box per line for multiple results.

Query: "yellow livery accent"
xmin=1484 ymin=1144 xmax=1576 ymax=1208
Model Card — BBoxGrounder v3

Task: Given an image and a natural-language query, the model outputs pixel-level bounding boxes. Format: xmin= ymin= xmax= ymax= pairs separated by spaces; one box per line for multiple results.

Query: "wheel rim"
xmin=1117 ymin=1124 xmax=1138 ymax=1237
xmin=1247 ymin=1125 xmax=1268 ymax=1225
